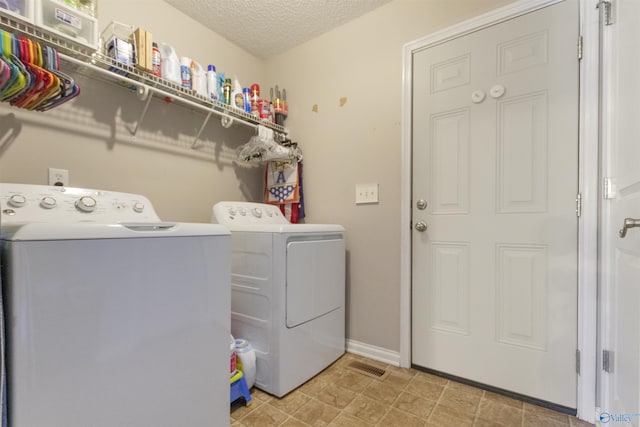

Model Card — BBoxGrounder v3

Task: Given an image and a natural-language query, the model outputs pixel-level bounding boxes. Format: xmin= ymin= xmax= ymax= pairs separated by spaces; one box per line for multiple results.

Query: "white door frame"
xmin=399 ymin=0 xmax=599 ymax=422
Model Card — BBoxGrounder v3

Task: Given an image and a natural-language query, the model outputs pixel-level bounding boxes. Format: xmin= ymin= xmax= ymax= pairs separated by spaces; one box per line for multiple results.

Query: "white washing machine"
xmin=0 ymin=183 xmax=231 ymax=427
xmin=212 ymin=201 xmax=345 ymax=397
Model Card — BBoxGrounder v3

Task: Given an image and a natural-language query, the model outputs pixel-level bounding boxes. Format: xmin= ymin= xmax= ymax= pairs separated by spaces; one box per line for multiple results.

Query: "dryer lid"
xmin=1 ymin=222 xmax=230 ymax=240
xmin=212 ymin=201 xmax=343 ymax=233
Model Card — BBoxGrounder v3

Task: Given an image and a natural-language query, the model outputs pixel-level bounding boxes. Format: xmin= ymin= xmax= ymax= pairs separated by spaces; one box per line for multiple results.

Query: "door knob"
xmin=619 ymin=218 xmax=640 ymax=238
xmin=415 ymin=220 xmax=428 ymax=232
xmin=416 ymin=199 xmax=427 ymax=210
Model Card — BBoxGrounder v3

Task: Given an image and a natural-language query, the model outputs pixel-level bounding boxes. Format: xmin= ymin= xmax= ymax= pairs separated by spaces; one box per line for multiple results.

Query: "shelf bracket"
xmin=129 ymin=88 xmax=154 ymax=138
xmin=192 ymin=111 xmax=213 ymax=149
xmin=221 ymin=115 xmax=234 ymax=128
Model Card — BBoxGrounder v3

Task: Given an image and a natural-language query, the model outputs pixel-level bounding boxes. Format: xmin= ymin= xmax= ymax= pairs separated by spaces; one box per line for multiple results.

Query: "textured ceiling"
xmin=164 ymin=0 xmax=392 ymax=58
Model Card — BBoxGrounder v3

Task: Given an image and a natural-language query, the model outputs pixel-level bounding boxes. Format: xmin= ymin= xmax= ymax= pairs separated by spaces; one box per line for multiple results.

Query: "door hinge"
xmin=576 ymin=193 xmax=582 ymax=217
xmin=576 ymin=349 xmax=581 ymax=374
xmin=603 ymin=177 xmax=616 ymax=199
xmin=597 ymin=0 xmax=615 ymax=26
xmin=577 ymin=35 xmax=583 ymax=60
xmin=603 ymin=349 xmax=613 ymax=373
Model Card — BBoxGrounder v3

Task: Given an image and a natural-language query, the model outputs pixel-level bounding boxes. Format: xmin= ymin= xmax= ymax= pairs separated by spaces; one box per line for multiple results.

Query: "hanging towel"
xmin=265 ymin=161 xmax=300 ymax=205
xmin=297 ymin=162 xmax=305 ymax=221
xmin=265 ymin=161 xmax=305 ymax=223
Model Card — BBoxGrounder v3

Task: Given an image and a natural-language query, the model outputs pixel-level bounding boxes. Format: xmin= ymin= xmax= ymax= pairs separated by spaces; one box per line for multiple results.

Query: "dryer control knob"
xmin=40 ymin=196 xmax=57 ymax=209
xmin=75 ymin=196 xmax=97 ymax=213
xmin=239 ymin=208 xmax=247 ymax=216
xmin=8 ymin=194 xmax=26 ymax=208
xmin=133 ymin=202 xmax=145 ymax=213
xmin=251 ymin=208 xmax=262 ymax=218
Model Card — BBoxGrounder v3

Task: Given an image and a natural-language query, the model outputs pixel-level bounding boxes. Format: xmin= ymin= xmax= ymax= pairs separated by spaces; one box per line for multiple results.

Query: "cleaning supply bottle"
xmin=158 ymin=42 xmax=180 ymax=84
xmin=207 ymin=65 xmax=218 ymax=102
xmin=223 ymin=78 xmax=232 ymax=105
xmin=192 ymin=62 xmax=207 ymax=97
xmin=151 ymin=43 xmax=161 ymax=77
xmin=180 ymin=57 xmax=192 ymax=89
xmin=234 ymin=338 xmax=256 ymax=389
xmin=242 ymin=88 xmax=251 ymax=113
xmin=217 ymin=72 xmax=226 ymax=103
xmin=232 ymin=78 xmax=244 ymax=110
xmin=250 ymin=84 xmax=260 ymax=118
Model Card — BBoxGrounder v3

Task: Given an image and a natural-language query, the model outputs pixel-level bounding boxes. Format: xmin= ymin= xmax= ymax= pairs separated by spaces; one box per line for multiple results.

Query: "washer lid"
xmin=1 ymin=222 xmax=231 ymax=241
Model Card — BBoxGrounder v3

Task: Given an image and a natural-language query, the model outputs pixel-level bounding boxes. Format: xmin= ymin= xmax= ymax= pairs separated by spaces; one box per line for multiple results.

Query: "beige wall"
xmin=264 ymin=0 xmax=514 ymax=352
xmin=0 ymin=0 xmax=513 ymax=354
xmin=0 ymin=0 xmax=266 ymax=223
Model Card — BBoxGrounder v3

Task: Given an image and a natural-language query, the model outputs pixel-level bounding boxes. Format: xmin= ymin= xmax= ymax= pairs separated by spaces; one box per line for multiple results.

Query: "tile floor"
xmin=230 ymin=353 xmax=594 ymax=427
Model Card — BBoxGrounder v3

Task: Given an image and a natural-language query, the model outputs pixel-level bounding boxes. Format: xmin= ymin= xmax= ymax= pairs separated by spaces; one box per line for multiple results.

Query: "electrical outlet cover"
xmin=48 ymin=168 xmax=69 ymax=187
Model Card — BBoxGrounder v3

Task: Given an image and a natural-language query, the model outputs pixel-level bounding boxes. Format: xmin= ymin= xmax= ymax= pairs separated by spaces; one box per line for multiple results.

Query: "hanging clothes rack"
xmin=0 ymin=28 xmax=80 ymax=111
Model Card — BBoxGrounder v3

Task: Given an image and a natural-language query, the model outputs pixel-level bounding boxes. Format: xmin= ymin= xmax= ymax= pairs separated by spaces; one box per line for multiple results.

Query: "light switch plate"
xmin=355 ymin=183 xmax=379 ymax=204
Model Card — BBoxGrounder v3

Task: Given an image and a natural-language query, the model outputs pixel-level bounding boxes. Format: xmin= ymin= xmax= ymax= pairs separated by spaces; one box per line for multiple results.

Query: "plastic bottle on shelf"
xmin=258 ymin=98 xmax=270 ymax=120
xmin=250 ymin=84 xmax=260 ymax=118
xmin=180 ymin=57 xmax=192 ymax=89
xmin=242 ymin=88 xmax=251 ymax=113
xmin=192 ymin=62 xmax=207 ymax=97
xmin=207 ymin=65 xmax=218 ymax=102
xmin=232 ymin=78 xmax=244 ymax=110
xmin=158 ymin=42 xmax=180 ymax=84
xmin=217 ymin=73 xmax=226 ymax=102
xmin=223 ymin=78 xmax=232 ymax=105
xmin=151 ymin=43 xmax=161 ymax=77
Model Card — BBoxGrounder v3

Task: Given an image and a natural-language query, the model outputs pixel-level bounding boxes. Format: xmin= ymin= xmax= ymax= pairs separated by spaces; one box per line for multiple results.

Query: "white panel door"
xmin=599 ymin=0 xmax=640 ymax=423
xmin=412 ymin=1 xmax=579 ymax=408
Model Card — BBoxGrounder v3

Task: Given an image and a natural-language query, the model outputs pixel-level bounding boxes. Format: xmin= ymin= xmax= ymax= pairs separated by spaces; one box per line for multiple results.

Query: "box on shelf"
xmin=101 ymin=20 xmax=134 ymax=65
xmin=0 ymin=0 xmax=34 ymax=23
xmin=131 ymin=27 xmax=153 ymax=72
xmin=106 ymin=37 xmax=132 ymax=65
xmin=35 ymin=0 xmax=98 ymax=50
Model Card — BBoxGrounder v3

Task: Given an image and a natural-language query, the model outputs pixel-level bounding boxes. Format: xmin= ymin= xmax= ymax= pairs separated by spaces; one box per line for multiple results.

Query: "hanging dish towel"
xmin=265 ymin=161 xmax=305 ymax=223
xmin=265 ymin=161 xmax=300 ymax=205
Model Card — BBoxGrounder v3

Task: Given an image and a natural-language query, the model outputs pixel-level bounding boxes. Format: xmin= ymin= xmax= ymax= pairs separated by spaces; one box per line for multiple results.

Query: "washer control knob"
xmin=228 ymin=207 xmax=237 ymax=216
xmin=40 ymin=196 xmax=57 ymax=209
xmin=75 ymin=196 xmax=97 ymax=213
xmin=8 ymin=194 xmax=26 ymax=208
xmin=251 ymin=208 xmax=262 ymax=218
xmin=239 ymin=208 xmax=247 ymax=216
xmin=133 ymin=202 xmax=145 ymax=213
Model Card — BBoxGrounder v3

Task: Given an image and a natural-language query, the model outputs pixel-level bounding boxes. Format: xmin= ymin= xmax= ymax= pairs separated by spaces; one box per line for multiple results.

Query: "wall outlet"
xmin=355 ymin=183 xmax=379 ymax=204
xmin=48 ymin=168 xmax=69 ymax=187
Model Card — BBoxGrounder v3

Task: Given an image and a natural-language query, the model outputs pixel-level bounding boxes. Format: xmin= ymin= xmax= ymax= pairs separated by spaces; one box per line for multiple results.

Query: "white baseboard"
xmin=346 ymin=339 xmax=401 ymax=367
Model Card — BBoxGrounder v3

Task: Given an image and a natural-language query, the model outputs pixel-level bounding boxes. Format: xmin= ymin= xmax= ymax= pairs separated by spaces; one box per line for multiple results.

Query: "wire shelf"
xmin=0 ymin=11 xmax=288 ymax=137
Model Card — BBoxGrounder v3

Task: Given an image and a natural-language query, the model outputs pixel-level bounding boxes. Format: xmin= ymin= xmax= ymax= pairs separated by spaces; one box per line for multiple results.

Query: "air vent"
xmin=348 ymin=361 xmax=387 ymax=379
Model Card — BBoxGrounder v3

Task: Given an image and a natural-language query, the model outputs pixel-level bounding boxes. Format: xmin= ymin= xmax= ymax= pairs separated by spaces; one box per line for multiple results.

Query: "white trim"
xmin=400 ymin=0 xmax=598 ymax=421
xmin=576 ymin=1 xmax=599 ymax=423
xmin=346 ymin=339 xmax=401 ymax=367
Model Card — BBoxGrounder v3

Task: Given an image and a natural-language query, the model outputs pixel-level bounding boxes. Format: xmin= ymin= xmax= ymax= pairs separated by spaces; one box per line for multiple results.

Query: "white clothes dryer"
xmin=0 ymin=184 xmax=231 ymax=427
xmin=213 ymin=201 xmax=345 ymax=397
